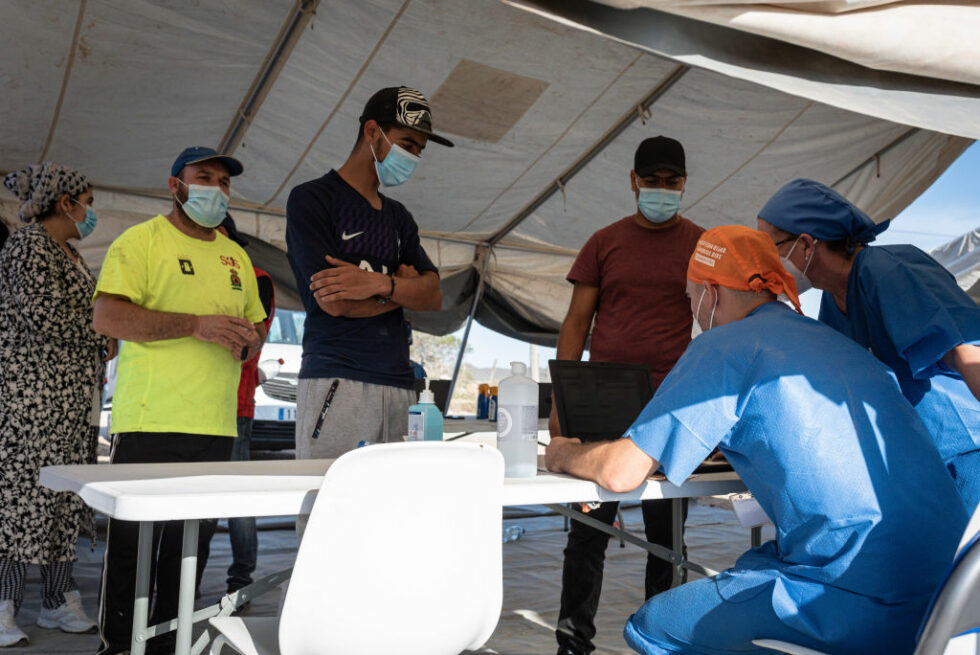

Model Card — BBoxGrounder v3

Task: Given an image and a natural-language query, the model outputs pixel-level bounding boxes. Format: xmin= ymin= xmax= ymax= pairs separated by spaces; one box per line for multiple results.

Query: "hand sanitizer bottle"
xmin=408 ymin=379 xmax=444 ymax=442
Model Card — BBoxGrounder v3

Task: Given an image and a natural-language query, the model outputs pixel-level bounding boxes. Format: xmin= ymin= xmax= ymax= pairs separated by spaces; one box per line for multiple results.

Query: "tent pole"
xmin=445 ymin=249 xmax=491 ymax=416
xmin=217 ymin=0 xmax=320 ymax=153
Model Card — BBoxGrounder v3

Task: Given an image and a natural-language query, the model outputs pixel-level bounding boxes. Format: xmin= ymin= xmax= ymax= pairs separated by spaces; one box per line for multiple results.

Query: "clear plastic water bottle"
xmin=496 ymin=362 xmax=538 ymax=477
xmin=502 ymin=525 xmax=525 ymax=543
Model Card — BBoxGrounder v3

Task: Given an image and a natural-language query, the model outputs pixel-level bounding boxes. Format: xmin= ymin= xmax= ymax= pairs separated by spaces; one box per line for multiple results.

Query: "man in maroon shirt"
xmin=552 ymin=136 xmax=704 ymax=655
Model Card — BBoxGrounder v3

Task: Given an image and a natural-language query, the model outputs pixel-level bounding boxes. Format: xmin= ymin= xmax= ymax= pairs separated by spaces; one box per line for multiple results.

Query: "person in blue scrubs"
xmin=545 ymin=225 xmax=966 ymax=655
xmin=757 ymin=179 xmax=980 ymax=513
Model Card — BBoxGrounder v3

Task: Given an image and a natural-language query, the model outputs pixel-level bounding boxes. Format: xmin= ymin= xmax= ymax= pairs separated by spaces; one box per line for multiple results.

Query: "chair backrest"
xmin=915 ymin=504 xmax=980 ymax=655
xmin=279 ymin=442 xmax=504 ymax=655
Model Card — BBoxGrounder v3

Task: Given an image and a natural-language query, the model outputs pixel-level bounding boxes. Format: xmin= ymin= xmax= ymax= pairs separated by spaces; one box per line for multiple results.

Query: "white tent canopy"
xmin=931 ymin=228 xmax=980 ymax=306
xmin=1 ymin=0 xmax=977 ymax=342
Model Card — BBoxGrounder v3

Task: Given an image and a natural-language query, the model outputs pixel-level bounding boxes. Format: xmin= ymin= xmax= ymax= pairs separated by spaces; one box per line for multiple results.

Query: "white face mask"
xmin=694 ymin=287 xmax=717 ymax=333
xmin=781 ymin=237 xmax=816 ymax=295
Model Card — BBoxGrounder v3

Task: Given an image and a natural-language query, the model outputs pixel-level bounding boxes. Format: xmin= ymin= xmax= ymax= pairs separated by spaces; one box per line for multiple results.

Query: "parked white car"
xmin=251 ymin=308 xmax=303 ymax=450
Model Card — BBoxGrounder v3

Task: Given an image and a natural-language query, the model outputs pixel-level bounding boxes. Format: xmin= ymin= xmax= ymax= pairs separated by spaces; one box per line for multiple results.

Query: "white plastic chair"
xmin=209 ymin=441 xmax=504 ymax=655
xmin=754 ymin=504 xmax=980 ymax=655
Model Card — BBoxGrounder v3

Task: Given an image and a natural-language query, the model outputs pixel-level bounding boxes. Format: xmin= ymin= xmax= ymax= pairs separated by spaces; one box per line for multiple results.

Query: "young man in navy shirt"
xmin=286 ymin=87 xmax=449 ymax=532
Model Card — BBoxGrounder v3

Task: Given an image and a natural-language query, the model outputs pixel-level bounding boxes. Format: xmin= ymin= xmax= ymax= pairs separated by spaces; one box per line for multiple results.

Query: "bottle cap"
xmin=511 ymin=361 xmax=527 ymax=375
xmin=489 ymin=386 xmax=498 ymax=394
xmin=419 ymin=377 xmax=435 ymax=404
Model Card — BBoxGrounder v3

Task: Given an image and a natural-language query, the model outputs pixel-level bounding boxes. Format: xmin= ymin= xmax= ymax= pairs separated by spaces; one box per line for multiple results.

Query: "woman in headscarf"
xmin=0 ymin=162 xmax=115 ymax=646
xmin=757 ymin=178 xmax=980 ymax=514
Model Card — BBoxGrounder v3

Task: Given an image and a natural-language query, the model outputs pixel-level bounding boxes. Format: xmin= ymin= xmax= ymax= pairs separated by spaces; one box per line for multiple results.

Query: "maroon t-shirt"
xmin=568 ymin=215 xmax=704 ymax=389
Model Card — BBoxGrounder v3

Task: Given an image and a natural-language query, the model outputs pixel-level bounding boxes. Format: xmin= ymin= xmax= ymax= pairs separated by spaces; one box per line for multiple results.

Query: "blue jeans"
xmin=227 ymin=417 xmax=257 ymax=590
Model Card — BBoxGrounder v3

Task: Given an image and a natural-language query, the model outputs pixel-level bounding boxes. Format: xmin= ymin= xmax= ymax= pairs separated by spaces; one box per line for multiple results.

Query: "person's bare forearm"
xmin=945 ymin=343 xmax=980 ymax=402
xmin=546 ymin=437 xmax=658 ymax=493
xmin=93 ymin=294 xmax=196 ymax=342
xmin=556 ymin=315 xmax=591 ymax=361
xmin=320 ymin=298 xmax=401 ymax=318
xmin=388 ymin=270 xmax=441 ymax=311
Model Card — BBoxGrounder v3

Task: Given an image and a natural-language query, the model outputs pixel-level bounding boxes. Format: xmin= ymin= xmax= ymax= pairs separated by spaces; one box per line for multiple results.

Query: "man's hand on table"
xmin=545 ymin=436 xmax=660 ymax=494
xmin=545 ymin=435 xmax=581 ymax=474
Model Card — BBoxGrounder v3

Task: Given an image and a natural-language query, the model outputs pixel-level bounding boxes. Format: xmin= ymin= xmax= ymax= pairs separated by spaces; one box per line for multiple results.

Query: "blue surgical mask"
xmin=176 ymin=179 xmax=229 ymax=228
xmin=370 ymin=131 xmax=420 ymax=187
xmin=69 ymin=199 xmax=97 ymax=240
xmin=637 ymin=188 xmax=682 ymax=223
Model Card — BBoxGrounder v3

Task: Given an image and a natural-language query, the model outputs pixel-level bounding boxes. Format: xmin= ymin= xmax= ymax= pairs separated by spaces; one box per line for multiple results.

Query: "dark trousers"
xmin=227 ymin=417 xmax=257 ymax=590
xmin=556 ymin=499 xmax=688 ymax=654
xmin=96 ymin=432 xmax=234 ymax=655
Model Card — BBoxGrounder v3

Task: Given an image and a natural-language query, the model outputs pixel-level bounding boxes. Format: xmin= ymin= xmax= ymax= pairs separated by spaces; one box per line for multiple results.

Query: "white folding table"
xmin=40 ymin=458 xmax=745 ymax=655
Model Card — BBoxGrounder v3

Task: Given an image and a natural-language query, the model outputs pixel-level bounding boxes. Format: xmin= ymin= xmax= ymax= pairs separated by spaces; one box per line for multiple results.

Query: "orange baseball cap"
xmin=687 ymin=225 xmax=802 ymax=314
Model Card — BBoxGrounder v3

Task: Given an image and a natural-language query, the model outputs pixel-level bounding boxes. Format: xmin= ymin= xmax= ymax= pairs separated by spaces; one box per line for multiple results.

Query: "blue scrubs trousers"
xmin=623 ymin=570 xmax=931 ymax=655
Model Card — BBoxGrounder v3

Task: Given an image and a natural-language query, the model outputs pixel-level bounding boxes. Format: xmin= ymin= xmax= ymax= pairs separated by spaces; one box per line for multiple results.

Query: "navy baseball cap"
xmin=171 ymin=146 xmax=244 ymax=177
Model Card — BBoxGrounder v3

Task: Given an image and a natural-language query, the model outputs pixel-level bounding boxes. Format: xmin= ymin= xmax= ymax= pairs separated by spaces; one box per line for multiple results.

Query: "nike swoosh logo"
xmin=341 ymin=231 xmax=364 ymax=241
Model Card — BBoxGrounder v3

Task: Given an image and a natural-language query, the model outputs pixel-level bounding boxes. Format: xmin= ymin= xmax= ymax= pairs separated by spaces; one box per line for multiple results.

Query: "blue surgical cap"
xmin=758 ymin=179 xmax=889 ymax=253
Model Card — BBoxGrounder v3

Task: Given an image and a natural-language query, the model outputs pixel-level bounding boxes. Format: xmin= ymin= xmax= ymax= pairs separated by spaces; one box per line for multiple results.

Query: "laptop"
xmin=548 ymin=360 xmax=731 ymax=474
xmin=548 ymin=360 xmax=653 ymax=442
xmin=538 ymin=382 xmax=553 ymax=419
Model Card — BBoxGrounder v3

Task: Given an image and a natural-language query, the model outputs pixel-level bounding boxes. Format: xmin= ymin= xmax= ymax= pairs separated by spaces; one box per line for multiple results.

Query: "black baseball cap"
xmin=219 ymin=213 xmax=248 ymax=247
xmin=171 ymin=146 xmax=244 ymax=178
xmin=360 ymin=86 xmax=454 ymax=147
xmin=634 ymin=136 xmax=685 ymax=177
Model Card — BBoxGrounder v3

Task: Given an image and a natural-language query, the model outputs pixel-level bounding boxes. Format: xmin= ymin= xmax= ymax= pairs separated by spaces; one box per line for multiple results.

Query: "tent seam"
xmin=453 ymin=52 xmax=645 ymax=234
xmin=682 ymin=99 xmax=814 ymax=214
xmin=39 ymin=0 xmax=87 ymax=163
xmin=262 ymin=0 xmax=413 ymax=207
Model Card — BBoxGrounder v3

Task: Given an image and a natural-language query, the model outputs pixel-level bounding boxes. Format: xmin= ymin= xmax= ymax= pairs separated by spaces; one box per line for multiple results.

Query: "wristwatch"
xmin=377 ymin=275 xmax=396 ymax=305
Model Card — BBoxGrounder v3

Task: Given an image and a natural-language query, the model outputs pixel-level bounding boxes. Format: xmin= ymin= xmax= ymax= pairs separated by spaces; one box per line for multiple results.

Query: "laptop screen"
xmin=548 ymin=360 xmax=654 ymax=442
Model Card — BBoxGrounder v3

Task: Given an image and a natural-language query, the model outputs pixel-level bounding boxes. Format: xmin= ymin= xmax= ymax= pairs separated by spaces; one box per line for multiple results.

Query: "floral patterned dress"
xmin=0 ymin=222 xmax=108 ymax=564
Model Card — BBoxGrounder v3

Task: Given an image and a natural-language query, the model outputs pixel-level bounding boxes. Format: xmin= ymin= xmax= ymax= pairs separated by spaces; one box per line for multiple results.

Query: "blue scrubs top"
xmin=624 ymin=303 xmax=965 ymax=654
xmin=818 ymin=245 xmax=980 ymax=462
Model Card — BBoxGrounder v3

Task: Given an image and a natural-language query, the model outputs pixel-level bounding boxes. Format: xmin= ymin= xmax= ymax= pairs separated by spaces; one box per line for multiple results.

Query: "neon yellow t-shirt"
xmin=96 ymin=215 xmax=266 ymax=437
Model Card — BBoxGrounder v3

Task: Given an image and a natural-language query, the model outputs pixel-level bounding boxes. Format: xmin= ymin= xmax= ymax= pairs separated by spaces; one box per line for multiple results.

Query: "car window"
xmin=267 ymin=309 xmax=306 ymax=345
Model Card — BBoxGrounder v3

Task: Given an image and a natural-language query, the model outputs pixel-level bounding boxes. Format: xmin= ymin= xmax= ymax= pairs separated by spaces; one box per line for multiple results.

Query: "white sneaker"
xmin=0 ymin=600 xmax=28 ymax=647
xmin=36 ymin=590 xmax=96 ymax=634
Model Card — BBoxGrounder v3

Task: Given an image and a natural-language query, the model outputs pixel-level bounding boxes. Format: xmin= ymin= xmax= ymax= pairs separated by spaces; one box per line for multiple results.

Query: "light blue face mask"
xmin=370 ymin=130 xmax=420 ymax=187
xmin=70 ymin=199 xmax=97 ymax=240
xmin=637 ymin=188 xmax=683 ymax=223
xmin=176 ymin=179 xmax=229 ymax=228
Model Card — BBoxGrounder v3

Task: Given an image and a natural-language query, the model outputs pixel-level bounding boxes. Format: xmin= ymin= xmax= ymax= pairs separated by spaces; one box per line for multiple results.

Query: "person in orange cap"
xmin=546 ymin=225 xmax=964 ymax=655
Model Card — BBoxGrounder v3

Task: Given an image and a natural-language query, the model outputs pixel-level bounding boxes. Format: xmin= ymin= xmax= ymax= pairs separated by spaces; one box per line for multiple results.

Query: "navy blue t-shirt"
xmin=286 ymin=170 xmax=437 ymax=388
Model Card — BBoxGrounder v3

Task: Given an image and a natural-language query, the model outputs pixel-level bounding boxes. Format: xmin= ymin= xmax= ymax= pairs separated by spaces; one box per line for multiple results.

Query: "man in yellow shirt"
xmin=91 ymin=147 xmax=266 ymax=655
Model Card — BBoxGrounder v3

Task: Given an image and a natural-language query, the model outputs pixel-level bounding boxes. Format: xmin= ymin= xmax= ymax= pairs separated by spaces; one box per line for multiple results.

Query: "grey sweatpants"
xmin=294 ymin=377 xmax=416 ymax=540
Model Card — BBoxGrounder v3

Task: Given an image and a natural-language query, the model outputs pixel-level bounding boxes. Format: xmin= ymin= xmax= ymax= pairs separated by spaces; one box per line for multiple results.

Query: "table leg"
xmin=131 ymin=521 xmax=153 ymax=655
xmin=545 ymin=503 xmax=718 ymax=578
xmin=671 ymin=498 xmax=684 ymax=587
xmin=175 ymin=519 xmax=199 ymax=655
